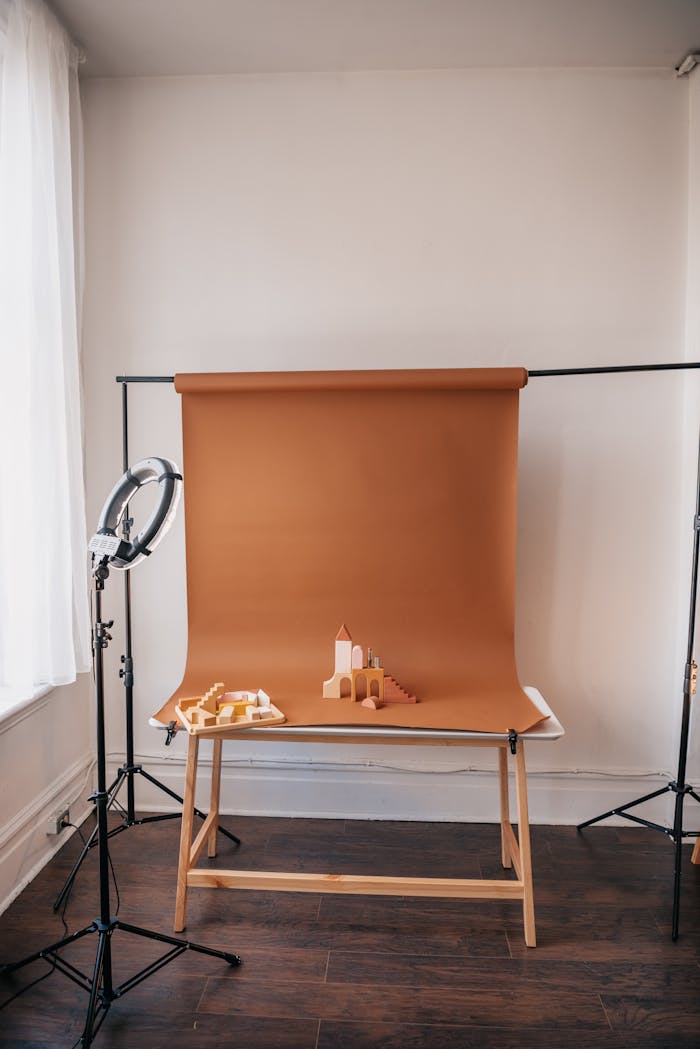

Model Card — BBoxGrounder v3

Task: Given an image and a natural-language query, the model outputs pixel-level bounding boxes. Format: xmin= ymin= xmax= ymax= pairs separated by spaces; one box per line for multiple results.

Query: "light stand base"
xmin=1 ymin=561 xmax=242 ymax=1048
xmin=578 ymin=781 xmax=700 ymax=940
xmin=0 ymin=917 xmax=240 ymax=1047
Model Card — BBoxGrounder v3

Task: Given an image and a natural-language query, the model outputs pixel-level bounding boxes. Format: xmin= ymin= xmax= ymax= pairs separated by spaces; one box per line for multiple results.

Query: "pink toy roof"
xmin=336 ymin=625 xmax=352 ymax=642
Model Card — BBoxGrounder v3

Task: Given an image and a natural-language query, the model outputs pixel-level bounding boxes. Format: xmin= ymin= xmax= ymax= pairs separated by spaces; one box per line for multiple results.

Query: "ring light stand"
xmin=53 ymin=439 xmax=239 ymax=914
xmin=0 ymin=461 xmax=240 ymax=1048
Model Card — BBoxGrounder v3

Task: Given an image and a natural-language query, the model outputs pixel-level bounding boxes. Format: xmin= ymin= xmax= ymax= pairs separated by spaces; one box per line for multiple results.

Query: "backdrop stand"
xmin=61 ymin=364 xmax=699 ymax=940
xmin=52 ymin=379 xmax=239 ymax=915
xmin=2 ymin=561 xmax=240 ymax=1048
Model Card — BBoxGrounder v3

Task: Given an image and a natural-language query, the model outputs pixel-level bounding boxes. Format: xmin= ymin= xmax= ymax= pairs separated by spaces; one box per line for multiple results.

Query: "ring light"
xmin=88 ymin=457 xmax=182 ymax=569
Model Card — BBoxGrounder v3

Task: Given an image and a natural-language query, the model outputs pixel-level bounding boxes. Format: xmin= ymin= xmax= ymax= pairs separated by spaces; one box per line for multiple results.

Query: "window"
xmin=0 ymin=0 xmax=90 ymax=710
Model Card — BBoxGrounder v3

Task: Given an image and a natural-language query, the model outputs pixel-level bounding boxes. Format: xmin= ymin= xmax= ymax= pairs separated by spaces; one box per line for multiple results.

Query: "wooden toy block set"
xmin=176 ymin=683 xmax=286 ymax=734
xmin=176 ymin=624 xmax=417 ymax=733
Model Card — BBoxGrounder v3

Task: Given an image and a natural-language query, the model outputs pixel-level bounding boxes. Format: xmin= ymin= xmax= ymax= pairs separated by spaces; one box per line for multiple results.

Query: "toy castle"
xmin=322 ymin=625 xmax=416 ymax=707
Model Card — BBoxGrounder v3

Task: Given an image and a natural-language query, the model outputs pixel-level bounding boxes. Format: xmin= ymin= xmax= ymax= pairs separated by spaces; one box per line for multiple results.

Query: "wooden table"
xmin=173 ymin=688 xmax=563 ymax=948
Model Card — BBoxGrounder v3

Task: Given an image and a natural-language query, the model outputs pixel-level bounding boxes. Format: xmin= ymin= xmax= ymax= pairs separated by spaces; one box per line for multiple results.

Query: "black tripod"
xmin=577 ymin=429 xmax=700 ymax=941
xmin=1 ymin=560 xmax=241 ymax=1047
xmin=53 ymin=381 xmax=239 ymax=914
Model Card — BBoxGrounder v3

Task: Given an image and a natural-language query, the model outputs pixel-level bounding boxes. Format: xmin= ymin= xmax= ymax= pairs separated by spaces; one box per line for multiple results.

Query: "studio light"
xmin=88 ymin=456 xmax=182 ymax=569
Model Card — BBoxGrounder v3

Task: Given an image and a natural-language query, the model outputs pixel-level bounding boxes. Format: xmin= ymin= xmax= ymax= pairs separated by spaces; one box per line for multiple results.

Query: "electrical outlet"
xmin=46 ymin=807 xmax=70 ymax=835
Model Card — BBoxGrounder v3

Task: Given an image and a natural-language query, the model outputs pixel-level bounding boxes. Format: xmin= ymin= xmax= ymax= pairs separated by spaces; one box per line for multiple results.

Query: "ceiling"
xmin=49 ymin=0 xmax=700 ymax=79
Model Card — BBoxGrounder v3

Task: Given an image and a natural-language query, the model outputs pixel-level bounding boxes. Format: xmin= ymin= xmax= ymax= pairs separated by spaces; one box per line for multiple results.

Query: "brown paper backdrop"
xmin=158 ymin=368 xmax=545 ymax=734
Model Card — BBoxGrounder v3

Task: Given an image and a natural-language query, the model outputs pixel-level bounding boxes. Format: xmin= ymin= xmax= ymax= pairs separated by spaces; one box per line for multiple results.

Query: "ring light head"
xmin=89 ymin=457 xmax=182 ymax=570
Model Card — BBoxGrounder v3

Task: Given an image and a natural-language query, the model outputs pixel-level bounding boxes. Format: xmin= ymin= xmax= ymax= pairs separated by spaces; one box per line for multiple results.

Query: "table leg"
xmin=514 ymin=740 xmax=536 ymax=947
xmin=498 ymin=746 xmax=511 ymax=869
xmin=208 ymin=738 xmax=223 ymax=858
xmin=174 ymin=733 xmax=199 ymax=933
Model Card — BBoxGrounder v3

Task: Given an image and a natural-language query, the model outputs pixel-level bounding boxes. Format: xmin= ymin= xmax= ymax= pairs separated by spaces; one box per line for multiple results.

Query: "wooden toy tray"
xmin=175 ymin=702 xmax=286 ymax=735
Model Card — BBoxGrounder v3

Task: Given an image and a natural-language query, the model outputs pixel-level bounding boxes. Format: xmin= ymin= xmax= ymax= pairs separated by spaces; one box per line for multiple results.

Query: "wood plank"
xmin=188 ymin=811 xmax=217 ymax=867
xmin=198 ymin=975 xmax=609 ymax=1029
xmin=498 ymin=745 xmax=511 ymax=868
xmin=174 ymin=733 xmax=199 ymax=932
xmin=514 ymin=741 xmax=536 ymax=947
xmin=316 ymin=1020 xmax=700 ymax=1049
xmin=186 ymin=868 xmax=525 ymax=899
xmin=207 ymin=737 xmax=223 ymax=857
xmin=501 ymin=821 xmax=522 ymax=880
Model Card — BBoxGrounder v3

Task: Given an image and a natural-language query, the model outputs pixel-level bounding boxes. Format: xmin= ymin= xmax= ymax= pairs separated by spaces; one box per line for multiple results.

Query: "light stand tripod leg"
xmin=576 ymin=785 xmax=674 ymax=832
xmin=132 ymin=765 xmax=241 ymax=845
xmin=81 ymin=930 xmax=110 ymax=1049
xmin=52 ymin=767 xmax=133 ymax=913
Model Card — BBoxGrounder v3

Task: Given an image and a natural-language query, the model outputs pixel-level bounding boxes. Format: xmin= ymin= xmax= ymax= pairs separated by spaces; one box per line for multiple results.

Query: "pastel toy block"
xmin=190 ymin=707 xmax=216 ymax=726
xmin=351 ymin=667 xmax=384 ymax=702
xmin=334 ymin=624 xmax=352 ymax=672
xmin=351 ymin=644 xmax=363 ymax=669
xmin=361 ymin=697 xmax=384 ymax=710
xmin=177 ymin=696 xmax=202 ymax=711
xmin=203 ymin=682 xmax=225 ymax=703
xmin=218 ymin=704 xmax=235 ymax=724
xmin=383 ymin=675 xmax=417 ymax=704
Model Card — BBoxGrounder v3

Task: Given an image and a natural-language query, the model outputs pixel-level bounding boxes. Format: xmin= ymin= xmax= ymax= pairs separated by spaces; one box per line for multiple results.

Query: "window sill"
xmin=0 ymin=685 xmax=55 ymax=733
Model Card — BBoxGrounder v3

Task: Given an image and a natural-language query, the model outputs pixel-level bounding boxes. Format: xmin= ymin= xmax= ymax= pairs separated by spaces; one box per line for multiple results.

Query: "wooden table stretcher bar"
xmin=174 ymin=689 xmax=563 ymax=948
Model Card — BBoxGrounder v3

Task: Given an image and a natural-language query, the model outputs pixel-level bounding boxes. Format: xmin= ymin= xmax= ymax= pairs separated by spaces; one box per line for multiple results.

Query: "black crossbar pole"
xmin=116 ymin=375 xmax=174 ymax=382
xmin=529 ymin=362 xmax=700 ymax=377
xmin=113 ymin=364 xmax=700 ymax=383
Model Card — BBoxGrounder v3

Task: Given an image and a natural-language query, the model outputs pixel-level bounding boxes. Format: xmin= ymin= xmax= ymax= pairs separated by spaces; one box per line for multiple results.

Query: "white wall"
xmin=81 ymin=67 xmax=696 ymax=825
xmin=0 ymin=678 xmax=94 ymax=913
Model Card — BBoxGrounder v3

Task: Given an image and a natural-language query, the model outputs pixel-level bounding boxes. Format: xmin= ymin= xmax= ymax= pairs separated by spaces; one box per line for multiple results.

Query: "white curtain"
xmin=0 ymin=0 xmax=90 ymax=697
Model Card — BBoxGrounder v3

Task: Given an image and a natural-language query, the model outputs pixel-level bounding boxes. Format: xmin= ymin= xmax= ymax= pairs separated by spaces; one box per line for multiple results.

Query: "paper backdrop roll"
xmin=158 ymin=368 xmax=545 ymax=734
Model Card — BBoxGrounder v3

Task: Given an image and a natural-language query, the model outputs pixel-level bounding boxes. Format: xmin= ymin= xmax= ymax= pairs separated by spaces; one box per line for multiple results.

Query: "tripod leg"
xmin=577 ymin=785 xmax=672 ymax=830
xmin=136 ymin=766 xmax=241 ymax=846
xmin=53 ymin=768 xmax=134 ymax=913
xmin=81 ymin=930 xmax=110 ymax=1049
xmin=52 ymin=822 xmax=99 ymax=913
xmin=0 ymin=922 xmax=97 ymax=977
xmin=116 ymin=920 xmax=241 ymax=967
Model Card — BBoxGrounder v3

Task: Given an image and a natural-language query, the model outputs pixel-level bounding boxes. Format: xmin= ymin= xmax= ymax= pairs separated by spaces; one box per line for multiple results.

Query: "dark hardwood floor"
xmin=0 ymin=813 xmax=699 ymax=1048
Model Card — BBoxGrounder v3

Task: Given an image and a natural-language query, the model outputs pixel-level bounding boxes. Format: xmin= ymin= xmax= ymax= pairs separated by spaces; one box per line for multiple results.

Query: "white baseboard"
xmin=0 ymin=752 xmax=682 ymax=919
xmin=110 ymin=752 xmax=680 ymax=830
xmin=0 ymin=754 xmax=95 ymax=917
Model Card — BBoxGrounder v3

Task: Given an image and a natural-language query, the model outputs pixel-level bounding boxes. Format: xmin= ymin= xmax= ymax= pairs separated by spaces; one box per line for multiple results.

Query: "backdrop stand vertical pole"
xmin=529 ymin=364 xmax=700 ymax=941
xmin=576 ymin=426 xmax=700 ymax=940
xmin=51 ymin=377 xmax=239 ymax=915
